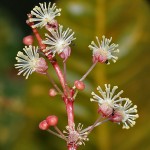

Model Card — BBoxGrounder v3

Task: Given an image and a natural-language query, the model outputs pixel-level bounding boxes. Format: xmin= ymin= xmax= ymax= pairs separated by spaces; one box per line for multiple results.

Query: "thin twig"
xmin=47 ymin=129 xmax=66 ymax=140
xmin=73 ymin=90 xmax=79 ymax=99
xmin=64 ymin=62 xmax=67 ymax=82
xmin=79 ymin=61 xmax=97 ymax=82
xmin=80 ymin=118 xmax=109 ymax=134
xmin=63 ymin=62 xmax=71 ymax=97
xmin=46 ymin=71 xmax=63 ymax=95
xmin=54 ymin=126 xmax=68 ymax=141
xmin=87 ymin=116 xmax=101 ymax=134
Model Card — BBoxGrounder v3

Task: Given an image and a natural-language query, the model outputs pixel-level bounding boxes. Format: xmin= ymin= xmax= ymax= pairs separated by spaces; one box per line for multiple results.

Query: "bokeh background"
xmin=0 ymin=0 xmax=150 ymax=150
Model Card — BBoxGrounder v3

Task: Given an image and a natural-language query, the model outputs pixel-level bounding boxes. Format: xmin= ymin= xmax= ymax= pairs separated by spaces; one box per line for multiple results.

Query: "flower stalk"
xmin=46 ymin=71 xmax=63 ymax=95
xmin=79 ymin=61 xmax=97 ymax=82
xmin=27 ymin=14 xmax=46 ymax=51
xmin=47 ymin=129 xmax=65 ymax=140
xmin=28 ymin=15 xmax=76 ymax=149
xmin=63 ymin=97 xmax=75 ymax=128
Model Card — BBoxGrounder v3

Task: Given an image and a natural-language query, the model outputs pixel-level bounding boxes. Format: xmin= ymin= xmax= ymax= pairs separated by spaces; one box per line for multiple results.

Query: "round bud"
xmin=59 ymin=46 xmax=71 ymax=62
xmin=23 ymin=35 xmax=33 ymax=45
xmin=46 ymin=115 xmax=58 ymax=126
xmin=49 ymin=88 xmax=57 ymax=97
xmin=74 ymin=80 xmax=85 ymax=90
xmin=35 ymin=57 xmax=48 ymax=74
xmin=39 ymin=120 xmax=49 ymax=130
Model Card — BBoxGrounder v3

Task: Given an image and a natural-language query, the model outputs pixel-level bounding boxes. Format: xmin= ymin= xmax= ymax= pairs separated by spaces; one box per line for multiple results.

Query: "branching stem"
xmin=47 ymin=129 xmax=65 ymax=140
xmin=29 ymin=17 xmax=76 ymax=150
xmin=80 ymin=118 xmax=109 ymax=134
xmin=54 ymin=126 xmax=68 ymax=141
xmin=46 ymin=72 xmax=63 ymax=95
xmin=79 ymin=61 xmax=97 ymax=82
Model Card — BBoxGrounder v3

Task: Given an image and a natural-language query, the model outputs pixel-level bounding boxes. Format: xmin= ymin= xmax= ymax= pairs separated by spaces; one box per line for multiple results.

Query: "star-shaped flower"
xmin=110 ymin=100 xmax=139 ymax=129
xmin=29 ymin=2 xmax=61 ymax=28
xmin=63 ymin=123 xmax=89 ymax=146
xmin=15 ymin=46 xmax=48 ymax=79
xmin=89 ymin=36 xmax=119 ymax=64
xmin=42 ymin=25 xmax=76 ymax=59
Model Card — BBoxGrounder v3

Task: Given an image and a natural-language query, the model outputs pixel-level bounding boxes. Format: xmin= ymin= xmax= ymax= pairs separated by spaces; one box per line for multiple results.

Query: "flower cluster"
xmin=63 ymin=123 xmax=89 ymax=146
xmin=91 ymin=84 xmax=139 ymax=129
xmin=15 ymin=2 xmax=120 ymax=79
xmin=14 ymin=1 xmax=139 ymax=149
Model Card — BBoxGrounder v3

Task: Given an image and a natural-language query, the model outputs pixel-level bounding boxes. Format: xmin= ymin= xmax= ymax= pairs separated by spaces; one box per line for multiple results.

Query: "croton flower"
xmin=89 ymin=36 xmax=119 ymax=64
xmin=29 ymin=2 xmax=61 ymax=28
xmin=42 ymin=25 xmax=76 ymax=60
xmin=15 ymin=46 xmax=48 ymax=79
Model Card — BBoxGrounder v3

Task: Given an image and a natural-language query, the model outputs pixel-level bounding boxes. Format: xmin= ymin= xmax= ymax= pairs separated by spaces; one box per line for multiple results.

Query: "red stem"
xmin=63 ymin=97 xmax=74 ymax=127
xmin=32 ymin=27 xmax=46 ymax=50
xmin=28 ymin=17 xmax=76 ymax=149
xmin=27 ymin=15 xmax=46 ymax=51
xmin=52 ymin=62 xmax=67 ymax=95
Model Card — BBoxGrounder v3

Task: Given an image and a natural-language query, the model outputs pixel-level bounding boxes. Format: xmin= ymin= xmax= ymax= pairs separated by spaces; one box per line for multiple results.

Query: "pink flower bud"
xmin=98 ymin=103 xmax=113 ymax=117
xmin=59 ymin=46 xmax=71 ymax=62
xmin=46 ymin=115 xmax=58 ymax=126
xmin=39 ymin=120 xmax=49 ymax=130
xmin=49 ymin=88 xmax=57 ymax=97
xmin=110 ymin=110 xmax=123 ymax=123
xmin=23 ymin=35 xmax=33 ymax=45
xmin=74 ymin=80 xmax=85 ymax=90
xmin=35 ymin=57 xmax=48 ymax=74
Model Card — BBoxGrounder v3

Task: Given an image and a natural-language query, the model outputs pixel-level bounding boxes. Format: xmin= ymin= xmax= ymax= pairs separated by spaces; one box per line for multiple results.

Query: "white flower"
xmin=63 ymin=123 xmax=89 ymax=146
xmin=42 ymin=25 xmax=76 ymax=57
xmin=88 ymin=36 xmax=119 ymax=64
xmin=29 ymin=2 xmax=61 ymax=28
xmin=15 ymin=46 xmax=48 ymax=79
xmin=111 ymin=100 xmax=139 ymax=129
xmin=91 ymin=84 xmax=128 ymax=117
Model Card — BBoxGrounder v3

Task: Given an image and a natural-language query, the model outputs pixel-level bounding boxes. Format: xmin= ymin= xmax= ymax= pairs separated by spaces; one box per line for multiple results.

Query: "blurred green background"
xmin=0 ymin=0 xmax=150 ymax=149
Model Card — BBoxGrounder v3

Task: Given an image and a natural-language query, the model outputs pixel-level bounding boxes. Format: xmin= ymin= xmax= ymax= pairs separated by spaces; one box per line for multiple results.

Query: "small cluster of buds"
xmin=39 ymin=115 xmax=58 ymax=130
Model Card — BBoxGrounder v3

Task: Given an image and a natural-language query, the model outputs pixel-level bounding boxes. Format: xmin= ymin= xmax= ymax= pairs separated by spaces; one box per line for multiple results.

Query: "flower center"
xmin=44 ymin=14 xmax=53 ymax=23
xmin=56 ymin=39 xmax=67 ymax=52
xmin=68 ymin=130 xmax=80 ymax=144
xmin=29 ymin=58 xmax=39 ymax=70
xmin=97 ymin=48 xmax=108 ymax=57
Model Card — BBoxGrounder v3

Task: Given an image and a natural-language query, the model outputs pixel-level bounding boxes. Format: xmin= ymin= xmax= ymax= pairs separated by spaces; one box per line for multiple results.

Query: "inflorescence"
xmin=14 ymin=1 xmax=139 ymax=149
